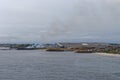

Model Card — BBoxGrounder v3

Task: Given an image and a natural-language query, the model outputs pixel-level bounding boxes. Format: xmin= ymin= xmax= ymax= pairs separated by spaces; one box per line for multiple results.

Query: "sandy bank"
xmin=94 ymin=53 xmax=120 ymax=57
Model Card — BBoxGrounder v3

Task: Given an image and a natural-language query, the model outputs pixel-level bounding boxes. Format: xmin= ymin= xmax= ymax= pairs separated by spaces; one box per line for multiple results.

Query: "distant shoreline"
xmin=94 ymin=53 xmax=120 ymax=57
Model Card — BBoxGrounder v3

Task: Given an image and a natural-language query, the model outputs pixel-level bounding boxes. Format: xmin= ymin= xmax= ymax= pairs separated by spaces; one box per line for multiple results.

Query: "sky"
xmin=0 ymin=0 xmax=120 ymax=43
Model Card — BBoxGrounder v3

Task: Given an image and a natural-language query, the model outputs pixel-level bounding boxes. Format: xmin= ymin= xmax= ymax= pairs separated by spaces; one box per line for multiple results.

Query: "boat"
xmin=74 ymin=50 xmax=93 ymax=53
xmin=46 ymin=48 xmax=64 ymax=52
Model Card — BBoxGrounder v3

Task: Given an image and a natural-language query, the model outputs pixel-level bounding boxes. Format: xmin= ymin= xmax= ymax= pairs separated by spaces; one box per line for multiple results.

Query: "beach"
xmin=94 ymin=53 xmax=120 ymax=57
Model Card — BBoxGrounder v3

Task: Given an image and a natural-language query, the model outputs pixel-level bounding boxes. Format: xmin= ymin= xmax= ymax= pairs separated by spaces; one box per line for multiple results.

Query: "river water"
xmin=0 ymin=50 xmax=119 ymax=80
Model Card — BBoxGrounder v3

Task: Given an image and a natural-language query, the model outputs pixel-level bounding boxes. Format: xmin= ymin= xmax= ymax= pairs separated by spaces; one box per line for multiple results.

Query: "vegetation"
xmin=105 ymin=49 xmax=120 ymax=54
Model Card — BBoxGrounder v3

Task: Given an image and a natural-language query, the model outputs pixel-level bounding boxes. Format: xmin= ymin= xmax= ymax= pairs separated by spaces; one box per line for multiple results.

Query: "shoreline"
xmin=94 ymin=53 xmax=120 ymax=57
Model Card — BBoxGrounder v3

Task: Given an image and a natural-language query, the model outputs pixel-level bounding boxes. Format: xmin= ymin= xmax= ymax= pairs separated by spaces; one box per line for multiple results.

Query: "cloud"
xmin=0 ymin=0 xmax=120 ymax=43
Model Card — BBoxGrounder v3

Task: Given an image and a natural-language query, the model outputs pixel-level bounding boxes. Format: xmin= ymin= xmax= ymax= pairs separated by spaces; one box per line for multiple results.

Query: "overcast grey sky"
xmin=0 ymin=0 xmax=120 ymax=43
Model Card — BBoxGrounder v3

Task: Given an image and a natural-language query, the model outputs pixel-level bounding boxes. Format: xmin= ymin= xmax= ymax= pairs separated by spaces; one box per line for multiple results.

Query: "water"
xmin=0 ymin=50 xmax=119 ymax=80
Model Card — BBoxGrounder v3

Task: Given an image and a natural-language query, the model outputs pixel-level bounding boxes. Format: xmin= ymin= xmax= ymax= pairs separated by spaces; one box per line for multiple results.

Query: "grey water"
xmin=0 ymin=50 xmax=120 ymax=80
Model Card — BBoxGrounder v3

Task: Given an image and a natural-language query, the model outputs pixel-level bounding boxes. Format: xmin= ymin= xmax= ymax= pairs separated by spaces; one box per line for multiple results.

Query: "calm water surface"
xmin=0 ymin=50 xmax=120 ymax=80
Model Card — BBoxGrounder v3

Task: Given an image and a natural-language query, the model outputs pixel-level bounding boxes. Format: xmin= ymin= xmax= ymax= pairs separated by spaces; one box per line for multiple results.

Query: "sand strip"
xmin=94 ymin=53 xmax=120 ymax=57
